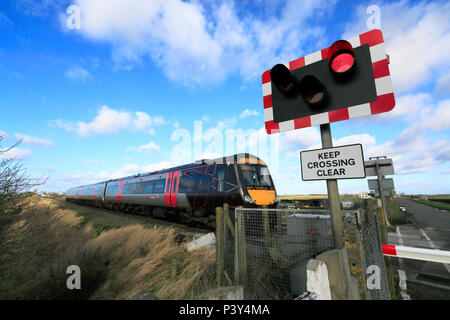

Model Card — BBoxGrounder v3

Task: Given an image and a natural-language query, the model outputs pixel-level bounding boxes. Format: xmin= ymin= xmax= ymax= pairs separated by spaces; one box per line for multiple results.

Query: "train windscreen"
xmin=240 ymin=164 xmax=273 ymax=188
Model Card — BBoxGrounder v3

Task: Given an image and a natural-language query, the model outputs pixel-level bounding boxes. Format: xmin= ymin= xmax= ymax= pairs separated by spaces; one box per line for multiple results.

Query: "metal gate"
xmin=216 ymin=207 xmax=334 ymax=299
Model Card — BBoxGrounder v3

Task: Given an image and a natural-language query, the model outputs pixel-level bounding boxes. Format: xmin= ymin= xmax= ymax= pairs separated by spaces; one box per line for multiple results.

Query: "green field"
xmin=413 ymin=199 xmax=450 ymax=212
xmin=278 ymin=194 xmax=328 ymax=200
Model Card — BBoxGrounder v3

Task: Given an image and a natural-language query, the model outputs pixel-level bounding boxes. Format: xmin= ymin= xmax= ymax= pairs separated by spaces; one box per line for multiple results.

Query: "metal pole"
xmin=374 ymin=157 xmax=390 ymax=227
xmin=320 ymin=123 xmax=343 ymax=249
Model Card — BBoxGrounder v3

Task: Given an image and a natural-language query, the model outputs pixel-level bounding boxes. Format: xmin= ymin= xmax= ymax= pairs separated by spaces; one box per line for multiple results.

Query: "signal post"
xmin=262 ymin=29 xmax=396 ymax=298
xmin=320 ymin=123 xmax=343 ymax=248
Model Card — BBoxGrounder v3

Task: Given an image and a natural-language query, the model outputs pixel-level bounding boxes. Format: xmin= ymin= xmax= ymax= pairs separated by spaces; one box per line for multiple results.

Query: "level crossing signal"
xmin=262 ymin=29 xmax=395 ymax=134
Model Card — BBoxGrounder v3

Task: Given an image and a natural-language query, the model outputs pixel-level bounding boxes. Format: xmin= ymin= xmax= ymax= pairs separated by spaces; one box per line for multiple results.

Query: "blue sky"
xmin=0 ymin=0 xmax=449 ymax=195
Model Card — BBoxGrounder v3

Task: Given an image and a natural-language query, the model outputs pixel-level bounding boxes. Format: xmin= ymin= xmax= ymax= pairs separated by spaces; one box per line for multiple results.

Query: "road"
xmin=399 ymin=198 xmax=450 ymax=231
xmin=387 ymin=198 xmax=450 ymax=298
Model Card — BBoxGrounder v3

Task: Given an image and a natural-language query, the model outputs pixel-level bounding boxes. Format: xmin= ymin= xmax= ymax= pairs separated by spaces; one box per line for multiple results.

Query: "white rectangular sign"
xmin=300 ymin=144 xmax=365 ymax=181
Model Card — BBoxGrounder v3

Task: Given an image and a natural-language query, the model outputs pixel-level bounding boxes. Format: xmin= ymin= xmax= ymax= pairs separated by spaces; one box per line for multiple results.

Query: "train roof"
xmin=71 ymin=153 xmax=265 ymax=189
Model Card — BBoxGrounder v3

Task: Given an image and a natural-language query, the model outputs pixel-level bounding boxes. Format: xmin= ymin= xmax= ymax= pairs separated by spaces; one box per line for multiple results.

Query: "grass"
xmin=388 ymin=199 xmax=408 ymax=225
xmin=0 ymin=195 xmax=216 ymax=299
xmin=93 ymin=223 xmax=121 ymax=236
xmin=278 ymin=194 xmax=328 ymax=200
xmin=413 ymin=199 xmax=450 ymax=212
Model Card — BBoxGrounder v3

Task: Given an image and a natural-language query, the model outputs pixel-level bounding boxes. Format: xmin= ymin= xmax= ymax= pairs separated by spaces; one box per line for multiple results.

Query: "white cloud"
xmin=125 ymin=141 xmax=160 ymax=154
xmin=53 ymin=105 xmax=165 ymax=137
xmin=64 ymin=66 xmax=92 ymax=82
xmin=281 ymin=127 xmax=321 ymax=157
xmin=366 ymin=93 xmax=433 ymax=123
xmin=239 ymin=108 xmax=259 ymax=119
xmin=0 ymin=147 xmax=31 ymax=160
xmin=422 ymin=99 xmax=450 ymax=131
xmin=334 ymin=134 xmax=377 ymax=151
xmin=69 ymin=0 xmax=334 ymax=86
xmin=14 ymin=133 xmax=54 ymax=148
xmin=132 ymin=112 xmax=164 ymax=134
xmin=343 ymin=1 xmax=450 ymax=94
xmin=216 ymin=117 xmax=238 ymax=131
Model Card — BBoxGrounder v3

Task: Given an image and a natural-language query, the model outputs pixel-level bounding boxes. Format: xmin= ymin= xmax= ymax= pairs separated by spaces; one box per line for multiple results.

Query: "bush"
xmin=0 ymin=134 xmax=46 ymax=216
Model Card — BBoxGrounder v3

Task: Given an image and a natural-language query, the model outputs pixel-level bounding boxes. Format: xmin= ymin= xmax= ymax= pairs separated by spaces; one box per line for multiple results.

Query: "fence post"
xmin=216 ymin=206 xmax=224 ymax=287
xmin=375 ymin=207 xmax=395 ymax=299
xmin=235 ymin=209 xmax=247 ymax=284
xmin=222 ymin=204 xmax=229 ymax=284
xmin=263 ymin=208 xmax=270 ymax=247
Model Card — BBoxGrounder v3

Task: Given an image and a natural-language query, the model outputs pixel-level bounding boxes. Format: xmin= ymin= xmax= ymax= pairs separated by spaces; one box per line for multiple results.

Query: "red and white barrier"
xmin=382 ymin=244 xmax=450 ymax=264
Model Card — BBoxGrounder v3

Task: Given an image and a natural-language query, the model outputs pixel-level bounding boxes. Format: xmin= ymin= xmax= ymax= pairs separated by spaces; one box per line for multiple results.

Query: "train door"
xmin=164 ymin=172 xmax=173 ymax=207
xmin=117 ymin=180 xmax=124 ymax=203
xmin=164 ymin=171 xmax=180 ymax=207
xmin=170 ymin=171 xmax=180 ymax=207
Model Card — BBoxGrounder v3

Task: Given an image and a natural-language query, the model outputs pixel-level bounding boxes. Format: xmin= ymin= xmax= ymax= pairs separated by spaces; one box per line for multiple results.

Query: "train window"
xmin=165 ymin=177 xmax=170 ymax=193
xmin=154 ymin=179 xmax=165 ymax=194
xmin=127 ymin=183 xmax=137 ymax=194
xmin=179 ymin=175 xmax=196 ymax=193
xmin=240 ymin=164 xmax=273 ymax=188
xmin=206 ymin=165 xmax=215 ymax=175
xmin=225 ymin=165 xmax=237 ymax=192
xmin=135 ymin=182 xmax=144 ymax=194
xmin=197 ymin=174 xmax=210 ymax=193
xmin=143 ymin=181 xmax=154 ymax=194
xmin=106 ymin=184 xmax=118 ymax=195
xmin=172 ymin=177 xmax=177 ymax=193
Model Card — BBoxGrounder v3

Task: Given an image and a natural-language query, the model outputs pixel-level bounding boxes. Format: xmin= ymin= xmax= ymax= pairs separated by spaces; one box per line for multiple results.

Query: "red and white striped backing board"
xmin=262 ymin=29 xmax=395 ymax=134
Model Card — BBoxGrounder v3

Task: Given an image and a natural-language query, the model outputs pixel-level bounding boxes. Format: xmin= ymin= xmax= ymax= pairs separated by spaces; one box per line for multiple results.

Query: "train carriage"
xmin=66 ymin=153 xmax=277 ymax=228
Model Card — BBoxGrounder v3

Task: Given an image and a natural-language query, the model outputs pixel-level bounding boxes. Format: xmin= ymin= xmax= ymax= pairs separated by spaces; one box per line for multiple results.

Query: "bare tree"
xmin=0 ymin=134 xmax=47 ymax=215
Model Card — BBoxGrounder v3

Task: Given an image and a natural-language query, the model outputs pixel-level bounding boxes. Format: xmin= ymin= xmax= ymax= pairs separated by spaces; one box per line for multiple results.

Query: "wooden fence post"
xmin=216 ymin=206 xmax=224 ymax=287
xmin=236 ymin=209 xmax=247 ymax=283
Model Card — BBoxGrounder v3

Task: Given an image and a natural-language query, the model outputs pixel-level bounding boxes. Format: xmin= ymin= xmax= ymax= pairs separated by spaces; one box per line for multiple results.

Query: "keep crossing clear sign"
xmin=300 ymin=144 xmax=365 ymax=181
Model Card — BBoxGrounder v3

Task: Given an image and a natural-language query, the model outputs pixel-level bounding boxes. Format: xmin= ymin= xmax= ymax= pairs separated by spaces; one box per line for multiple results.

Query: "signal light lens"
xmin=299 ymin=75 xmax=327 ymax=107
xmin=331 ymin=53 xmax=354 ymax=73
xmin=270 ymin=64 xmax=295 ymax=94
xmin=328 ymin=40 xmax=355 ymax=75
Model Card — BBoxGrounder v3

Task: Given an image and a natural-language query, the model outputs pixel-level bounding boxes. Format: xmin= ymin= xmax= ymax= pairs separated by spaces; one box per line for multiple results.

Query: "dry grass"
xmin=0 ymin=195 xmax=216 ymax=300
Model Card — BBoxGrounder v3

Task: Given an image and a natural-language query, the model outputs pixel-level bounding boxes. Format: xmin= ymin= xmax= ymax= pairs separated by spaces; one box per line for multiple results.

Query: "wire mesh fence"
xmin=359 ymin=215 xmax=390 ymax=300
xmin=216 ymin=207 xmax=334 ymax=299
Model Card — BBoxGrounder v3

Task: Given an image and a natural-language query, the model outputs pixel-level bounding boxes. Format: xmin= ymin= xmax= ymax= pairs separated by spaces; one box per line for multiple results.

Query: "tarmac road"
xmin=399 ymin=198 xmax=450 ymax=231
xmin=387 ymin=198 xmax=450 ymax=298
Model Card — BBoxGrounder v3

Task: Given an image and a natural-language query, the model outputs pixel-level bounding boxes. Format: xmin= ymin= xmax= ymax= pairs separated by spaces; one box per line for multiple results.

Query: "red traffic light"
xmin=328 ymin=40 xmax=355 ymax=75
xmin=262 ymin=29 xmax=395 ymax=134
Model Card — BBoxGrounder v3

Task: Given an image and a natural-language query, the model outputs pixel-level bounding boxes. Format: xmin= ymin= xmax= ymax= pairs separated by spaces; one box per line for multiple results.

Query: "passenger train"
xmin=65 ymin=153 xmax=278 ymax=228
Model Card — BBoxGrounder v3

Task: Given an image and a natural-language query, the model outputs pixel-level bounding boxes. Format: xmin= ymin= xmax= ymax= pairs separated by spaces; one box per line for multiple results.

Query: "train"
xmin=65 ymin=153 xmax=278 ymax=228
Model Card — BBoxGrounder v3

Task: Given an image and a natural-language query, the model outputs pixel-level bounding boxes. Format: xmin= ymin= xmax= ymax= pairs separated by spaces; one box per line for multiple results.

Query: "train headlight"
xmin=244 ymin=195 xmax=254 ymax=204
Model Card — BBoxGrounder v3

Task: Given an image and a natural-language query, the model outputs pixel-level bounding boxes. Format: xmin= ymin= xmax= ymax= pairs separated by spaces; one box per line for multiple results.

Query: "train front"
xmin=236 ymin=157 xmax=278 ymax=208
